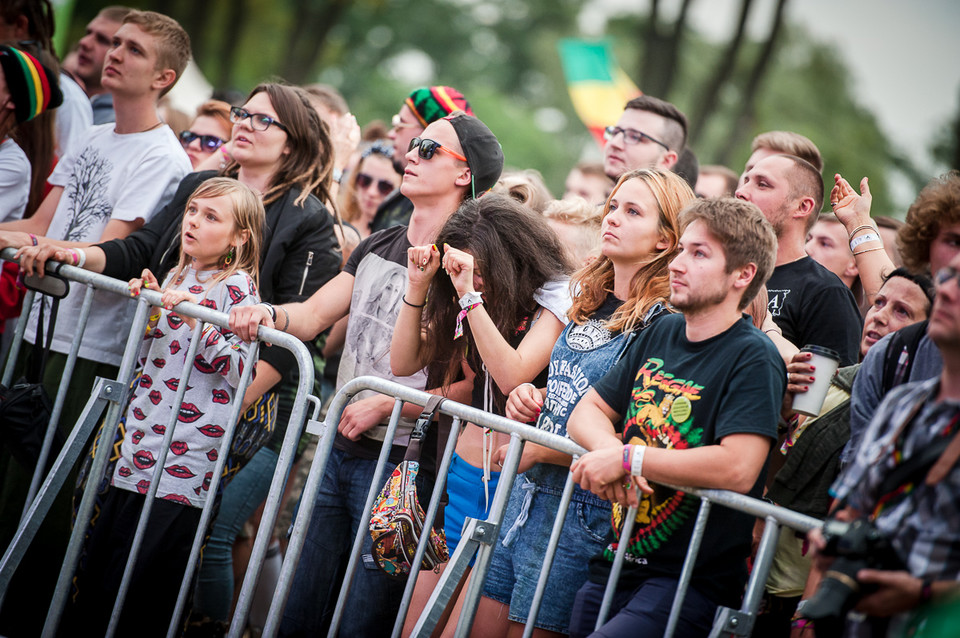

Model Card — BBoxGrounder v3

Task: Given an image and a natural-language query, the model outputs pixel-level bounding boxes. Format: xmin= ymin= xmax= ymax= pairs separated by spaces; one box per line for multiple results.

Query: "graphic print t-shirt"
xmin=336 ymin=226 xmax=428 ymax=454
xmin=26 ymin=123 xmax=190 ymax=365
xmin=589 ymin=314 xmax=785 ymax=605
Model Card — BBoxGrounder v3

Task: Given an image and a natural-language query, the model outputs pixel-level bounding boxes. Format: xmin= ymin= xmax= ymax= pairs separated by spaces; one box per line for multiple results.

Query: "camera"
xmin=801 ymin=518 xmax=903 ymax=637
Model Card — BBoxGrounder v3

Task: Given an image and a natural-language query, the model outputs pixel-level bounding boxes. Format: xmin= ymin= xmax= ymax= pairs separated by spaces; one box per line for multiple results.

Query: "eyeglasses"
xmin=356 ymin=172 xmax=395 ymax=196
xmin=936 ymin=267 xmax=960 ymax=288
xmin=391 ymin=113 xmax=420 ymax=130
xmin=178 ymin=130 xmax=225 ymax=151
xmin=408 ymin=137 xmax=467 ymax=162
xmin=603 ymin=125 xmax=670 ymax=152
xmin=230 ymin=106 xmax=288 ymax=132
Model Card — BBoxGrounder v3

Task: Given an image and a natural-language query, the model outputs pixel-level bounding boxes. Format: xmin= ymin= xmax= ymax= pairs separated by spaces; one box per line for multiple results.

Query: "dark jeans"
xmin=569 ymin=576 xmax=717 ymax=638
xmin=278 ymin=446 xmax=432 ymax=637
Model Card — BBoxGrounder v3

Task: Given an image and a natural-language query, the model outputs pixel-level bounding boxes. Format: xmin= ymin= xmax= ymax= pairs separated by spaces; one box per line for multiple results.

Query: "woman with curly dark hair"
xmin=391 ymin=192 xmax=573 ymax=635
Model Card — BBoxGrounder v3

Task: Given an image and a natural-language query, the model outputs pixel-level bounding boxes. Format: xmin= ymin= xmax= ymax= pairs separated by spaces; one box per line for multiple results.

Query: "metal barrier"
xmin=266 ymin=376 xmax=823 ymax=638
xmin=0 ymin=250 xmax=317 ymax=638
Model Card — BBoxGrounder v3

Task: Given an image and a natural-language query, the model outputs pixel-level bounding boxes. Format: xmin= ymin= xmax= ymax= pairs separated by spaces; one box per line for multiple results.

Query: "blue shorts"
xmin=444 ymin=451 xmax=500 ymax=555
xmin=483 ymin=467 xmax=611 ymax=633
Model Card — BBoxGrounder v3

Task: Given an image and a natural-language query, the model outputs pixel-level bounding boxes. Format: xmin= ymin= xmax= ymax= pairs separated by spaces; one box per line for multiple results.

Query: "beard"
xmin=670 ymin=282 xmax=730 ymax=315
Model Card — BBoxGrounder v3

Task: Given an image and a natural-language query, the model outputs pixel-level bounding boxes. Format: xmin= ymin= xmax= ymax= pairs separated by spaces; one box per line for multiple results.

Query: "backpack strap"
xmin=403 ymin=394 xmax=444 ymax=463
xmin=881 ymin=320 xmax=928 ymax=394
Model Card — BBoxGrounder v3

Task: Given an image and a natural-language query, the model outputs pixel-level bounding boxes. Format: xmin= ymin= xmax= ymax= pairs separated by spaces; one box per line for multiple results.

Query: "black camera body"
xmin=801 ymin=518 xmax=904 ymax=636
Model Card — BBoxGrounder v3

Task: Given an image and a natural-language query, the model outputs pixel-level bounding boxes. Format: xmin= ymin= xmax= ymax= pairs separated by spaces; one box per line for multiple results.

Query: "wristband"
xmin=850 ymin=232 xmax=881 ymax=251
xmin=261 ymin=302 xmax=277 ymax=322
xmin=791 ymin=618 xmax=813 ymax=631
xmin=920 ymin=578 xmax=934 ymax=604
xmin=28 ymin=233 xmax=37 ymax=246
xmin=622 ymin=445 xmax=633 ymax=474
xmin=278 ymin=305 xmax=290 ymax=332
xmin=458 ymin=291 xmax=483 ymax=309
xmin=454 ymin=302 xmax=482 ymax=339
xmin=74 ymin=248 xmax=86 ymax=268
xmin=402 ymin=295 xmax=426 ymax=308
xmin=630 ymin=444 xmax=646 ymax=477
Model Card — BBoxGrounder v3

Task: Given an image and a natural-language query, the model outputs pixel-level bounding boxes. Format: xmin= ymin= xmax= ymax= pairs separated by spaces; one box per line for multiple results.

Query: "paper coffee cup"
xmin=791 ymin=345 xmax=841 ymax=417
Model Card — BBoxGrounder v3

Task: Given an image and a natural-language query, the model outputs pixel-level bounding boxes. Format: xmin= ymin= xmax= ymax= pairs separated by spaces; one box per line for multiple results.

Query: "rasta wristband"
xmin=622 ymin=445 xmax=633 ymax=474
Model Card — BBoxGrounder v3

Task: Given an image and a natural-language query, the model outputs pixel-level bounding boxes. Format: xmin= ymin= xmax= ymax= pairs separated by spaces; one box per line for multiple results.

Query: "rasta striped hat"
xmin=405 ymin=86 xmax=472 ymax=128
xmin=0 ymin=45 xmax=63 ymax=125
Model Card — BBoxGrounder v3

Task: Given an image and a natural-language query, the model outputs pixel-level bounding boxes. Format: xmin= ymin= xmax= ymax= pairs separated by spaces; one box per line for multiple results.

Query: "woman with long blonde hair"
xmin=472 ymin=169 xmax=696 ymax=638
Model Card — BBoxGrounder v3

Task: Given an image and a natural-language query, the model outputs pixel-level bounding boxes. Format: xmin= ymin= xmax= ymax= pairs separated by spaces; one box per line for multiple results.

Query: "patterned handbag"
xmin=369 ymin=396 xmax=449 ymax=577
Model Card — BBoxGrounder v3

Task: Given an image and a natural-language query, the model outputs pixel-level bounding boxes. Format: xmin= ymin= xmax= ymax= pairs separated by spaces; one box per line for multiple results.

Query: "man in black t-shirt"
xmin=737 ymin=153 xmax=862 ymax=365
xmin=567 ymin=197 xmax=786 ymax=638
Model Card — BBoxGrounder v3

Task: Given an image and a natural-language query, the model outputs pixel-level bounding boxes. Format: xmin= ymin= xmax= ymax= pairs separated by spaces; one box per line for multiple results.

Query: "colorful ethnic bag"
xmin=369 ymin=395 xmax=449 ymax=577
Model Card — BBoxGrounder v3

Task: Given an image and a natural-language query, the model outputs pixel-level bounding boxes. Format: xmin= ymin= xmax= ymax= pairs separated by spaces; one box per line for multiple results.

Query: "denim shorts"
xmin=444 ymin=451 xmax=500 ymax=554
xmin=483 ymin=466 xmax=611 ymax=633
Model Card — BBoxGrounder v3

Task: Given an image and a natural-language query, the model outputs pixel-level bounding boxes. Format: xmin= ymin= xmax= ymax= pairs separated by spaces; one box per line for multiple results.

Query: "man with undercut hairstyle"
xmin=602 ymin=95 xmax=688 ymax=182
xmin=737 ymin=154 xmax=863 ymax=366
xmin=742 ymin=130 xmax=824 ymax=177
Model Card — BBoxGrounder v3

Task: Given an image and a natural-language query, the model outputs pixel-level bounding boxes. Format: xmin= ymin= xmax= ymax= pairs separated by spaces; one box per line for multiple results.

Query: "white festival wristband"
xmin=630 ymin=444 xmax=646 ymax=477
xmin=849 ymin=232 xmax=881 ymax=251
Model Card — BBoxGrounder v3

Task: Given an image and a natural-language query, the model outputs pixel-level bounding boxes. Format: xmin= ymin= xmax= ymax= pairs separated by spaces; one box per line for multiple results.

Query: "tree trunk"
xmin=688 ymin=0 xmax=753 ymax=146
xmin=216 ymin=0 xmax=247 ymax=88
xmin=280 ymin=0 xmax=351 ymax=85
xmin=640 ymin=0 xmax=666 ymax=95
xmin=658 ymin=0 xmax=695 ymax=100
xmin=184 ymin=0 xmax=215 ymax=65
xmin=716 ymin=0 xmax=790 ymax=167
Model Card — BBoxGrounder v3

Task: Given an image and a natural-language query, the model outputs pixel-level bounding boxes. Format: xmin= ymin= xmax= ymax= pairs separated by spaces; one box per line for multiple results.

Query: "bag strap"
xmin=881 ymin=320 xmax=928 ymax=394
xmin=403 ymin=394 xmax=445 ymax=462
xmin=26 ymin=296 xmax=59 ymax=384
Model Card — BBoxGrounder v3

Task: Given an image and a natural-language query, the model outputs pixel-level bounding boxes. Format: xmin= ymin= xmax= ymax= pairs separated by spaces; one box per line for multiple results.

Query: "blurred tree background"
xmin=61 ymin=0 xmax=956 ymax=214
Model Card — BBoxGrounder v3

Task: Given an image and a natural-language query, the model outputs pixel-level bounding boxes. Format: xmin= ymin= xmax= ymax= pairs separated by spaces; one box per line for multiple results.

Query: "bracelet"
xmin=763 ymin=327 xmax=781 ymax=336
xmin=791 ymin=618 xmax=813 ymax=631
xmin=74 ymin=248 xmax=86 ymax=268
xmin=28 ymin=233 xmax=37 ymax=246
xmin=849 ymin=232 xmax=881 ymax=251
xmin=278 ymin=305 xmax=290 ymax=332
xmin=261 ymin=302 xmax=277 ymax=322
xmin=454 ymin=302 xmax=482 ymax=339
xmin=622 ymin=444 xmax=633 ymax=474
xmin=848 ymin=223 xmax=878 ymax=240
xmin=402 ymin=295 xmax=426 ymax=308
xmin=853 ymin=245 xmax=887 ymax=257
xmin=920 ymin=578 xmax=934 ymax=604
xmin=630 ymin=444 xmax=646 ymax=476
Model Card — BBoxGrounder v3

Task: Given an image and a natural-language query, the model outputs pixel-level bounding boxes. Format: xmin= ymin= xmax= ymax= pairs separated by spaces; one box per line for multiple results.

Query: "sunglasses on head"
xmin=408 ymin=137 xmax=467 ymax=162
xmin=356 ymin=172 xmax=395 ymax=196
xmin=178 ymin=130 xmax=225 ymax=152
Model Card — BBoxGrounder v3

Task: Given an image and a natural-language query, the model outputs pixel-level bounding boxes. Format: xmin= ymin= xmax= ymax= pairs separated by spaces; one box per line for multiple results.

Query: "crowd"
xmin=0 ymin=3 xmax=959 ymax=638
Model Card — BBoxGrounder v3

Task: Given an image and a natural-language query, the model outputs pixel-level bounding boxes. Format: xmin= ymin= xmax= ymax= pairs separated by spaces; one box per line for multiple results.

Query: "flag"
xmin=558 ymin=38 xmax=642 ymax=146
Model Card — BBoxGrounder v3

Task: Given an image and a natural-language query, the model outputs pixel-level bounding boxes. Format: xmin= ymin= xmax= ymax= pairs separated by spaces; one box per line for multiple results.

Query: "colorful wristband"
xmin=28 ymin=233 xmax=37 ymax=246
xmin=622 ymin=444 xmax=633 ymax=474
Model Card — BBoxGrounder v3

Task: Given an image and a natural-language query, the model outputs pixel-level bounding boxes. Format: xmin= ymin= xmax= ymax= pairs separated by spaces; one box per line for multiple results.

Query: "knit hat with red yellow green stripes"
xmin=404 ymin=86 xmax=472 ymax=128
xmin=0 ymin=45 xmax=63 ymax=125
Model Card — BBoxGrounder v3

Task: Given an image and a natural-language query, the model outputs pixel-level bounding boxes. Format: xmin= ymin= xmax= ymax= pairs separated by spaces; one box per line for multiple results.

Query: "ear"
xmin=655 ymin=233 xmax=670 ymax=252
xmin=659 ymin=150 xmax=679 ymax=171
xmin=454 ymin=167 xmax=472 ymax=189
xmin=842 ymin=258 xmax=859 ymax=280
xmin=794 ymin=195 xmax=817 ymax=220
xmin=732 ymin=262 xmax=758 ymax=293
xmin=152 ymin=68 xmax=177 ymax=94
xmin=236 ymin=228 xmax=251 ymax=246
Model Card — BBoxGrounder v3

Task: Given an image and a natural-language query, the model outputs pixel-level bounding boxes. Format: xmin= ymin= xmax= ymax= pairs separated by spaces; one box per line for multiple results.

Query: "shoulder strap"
xmin=403 ymin=394 xmax=444 ymax=462
xmin=881 ymin=320 xmax=928 ymax=394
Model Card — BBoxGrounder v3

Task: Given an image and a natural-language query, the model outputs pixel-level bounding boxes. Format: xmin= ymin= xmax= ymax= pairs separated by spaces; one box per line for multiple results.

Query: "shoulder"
xmin=356 ymin=225 xmax=409 ymax=260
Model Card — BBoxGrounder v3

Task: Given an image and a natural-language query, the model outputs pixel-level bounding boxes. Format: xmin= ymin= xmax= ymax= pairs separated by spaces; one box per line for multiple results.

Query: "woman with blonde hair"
xmin=474 ymin=169 xmax=696 ymax=638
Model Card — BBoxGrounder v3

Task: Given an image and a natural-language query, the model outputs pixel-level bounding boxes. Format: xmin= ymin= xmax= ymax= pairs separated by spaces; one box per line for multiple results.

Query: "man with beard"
xmin=737 ymin=154 xmax=863 ymax=365
xmin=566 ymin=197 xmax=786 ymax=637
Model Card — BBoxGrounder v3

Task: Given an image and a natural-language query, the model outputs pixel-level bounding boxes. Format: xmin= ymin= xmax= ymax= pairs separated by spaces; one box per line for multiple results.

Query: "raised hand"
xmin=441 ymin=244 xmax=478 ymax=297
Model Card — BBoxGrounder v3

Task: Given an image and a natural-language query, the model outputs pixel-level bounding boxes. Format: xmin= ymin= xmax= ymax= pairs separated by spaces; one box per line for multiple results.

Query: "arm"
xmin=390 ymin=244 xmax=441 ymax=376
xmin=831 ymin=174 xmax=895 ymax=307
xmin=230 ymin=270 xmax=356 ymax=343
xmin=761 ymin=310 xmax=800 ymax=366
xmin=0 ymin=185 xmax=63 ymax=246
xmin=241 ymin=362 xmax=283 ymax=412
xmin=443 ymin=245 xmax=563 ymax=392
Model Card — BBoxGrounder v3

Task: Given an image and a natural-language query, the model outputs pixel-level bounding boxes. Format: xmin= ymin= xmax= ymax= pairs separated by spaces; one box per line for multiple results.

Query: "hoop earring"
xmin=224 ymin=246 xmax=235 ymax=266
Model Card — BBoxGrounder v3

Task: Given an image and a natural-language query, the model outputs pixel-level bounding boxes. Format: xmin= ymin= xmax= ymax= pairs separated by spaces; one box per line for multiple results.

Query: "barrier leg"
xmin=665 ymin=497 xmax=712 ymax=638
xmin=1 ymin=289 xmax=35 ymax=386
xmin=0 ymin=378 xmax=117 ymax=591
xmin=522 ymin=469 xmax=578 ymax=638
xmin=708 ymin=515 xmax=782 ymax=638
xmin=595 ymin=504 xmax=638 ymax=631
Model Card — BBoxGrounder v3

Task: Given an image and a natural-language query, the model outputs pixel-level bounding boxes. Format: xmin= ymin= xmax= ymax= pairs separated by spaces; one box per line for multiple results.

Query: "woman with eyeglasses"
xmin=338 ymin=139 xmax=401 ymax=239
xmin=178 ymin=99 xmax=231 ymax=169
xmin=18 ymin=82 xmax=342 ymax=631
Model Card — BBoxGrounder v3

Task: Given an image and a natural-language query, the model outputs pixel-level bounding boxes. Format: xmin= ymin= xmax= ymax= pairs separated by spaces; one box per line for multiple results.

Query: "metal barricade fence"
xmin=0 ymin=251 xmax=317 ymax=638
xmin=266 ymin=376 xmax=824 ymax=638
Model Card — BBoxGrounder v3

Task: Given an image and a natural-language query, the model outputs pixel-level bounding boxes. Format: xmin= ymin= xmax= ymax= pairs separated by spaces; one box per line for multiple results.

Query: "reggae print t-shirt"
xmin=588 ymin=313 xmax=785 ymax=605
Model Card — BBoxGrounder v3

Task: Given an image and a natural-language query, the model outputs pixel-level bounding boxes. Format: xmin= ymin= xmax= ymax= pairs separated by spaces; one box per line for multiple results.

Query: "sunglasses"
xmin=356 ymin=172 xmax=395 ymax=196
xmin=179 ymin=130 xmax=225 ymax=151
xmin=408 ymin=137 xmax=467 ymax=162
xmin=230 ymin=106 xmax=288 ymax=132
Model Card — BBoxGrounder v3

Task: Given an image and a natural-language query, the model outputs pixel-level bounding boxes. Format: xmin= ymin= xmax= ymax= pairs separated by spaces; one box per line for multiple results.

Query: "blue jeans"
xmin=279 ymin=446 xmax=432 ymax=637
xmin=194 ymin=446 xmax=280 ymax=621
xmin=568 ymin=577 xmax=717 ymax=638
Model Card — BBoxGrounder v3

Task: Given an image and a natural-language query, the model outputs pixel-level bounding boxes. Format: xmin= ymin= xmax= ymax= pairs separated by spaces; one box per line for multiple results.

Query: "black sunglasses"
xmin=179 ymin=130 xmax=225 ymax=151
xmin=230 ymin=106 xmax=288 ymax=132
xmin=356 ymin=173 xmax=395 ymax=196
xmin=407 ymin=137 xmax=467 ymax=162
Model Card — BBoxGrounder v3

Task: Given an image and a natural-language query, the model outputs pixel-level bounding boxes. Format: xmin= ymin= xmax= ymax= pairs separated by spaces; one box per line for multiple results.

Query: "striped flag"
xmin=558 ymin=38 xmax=642 ymax=146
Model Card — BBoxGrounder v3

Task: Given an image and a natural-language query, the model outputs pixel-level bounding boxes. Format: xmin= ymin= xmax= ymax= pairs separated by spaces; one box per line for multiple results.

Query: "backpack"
xmin=880 ymin=319 xmax=928 ymax=395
